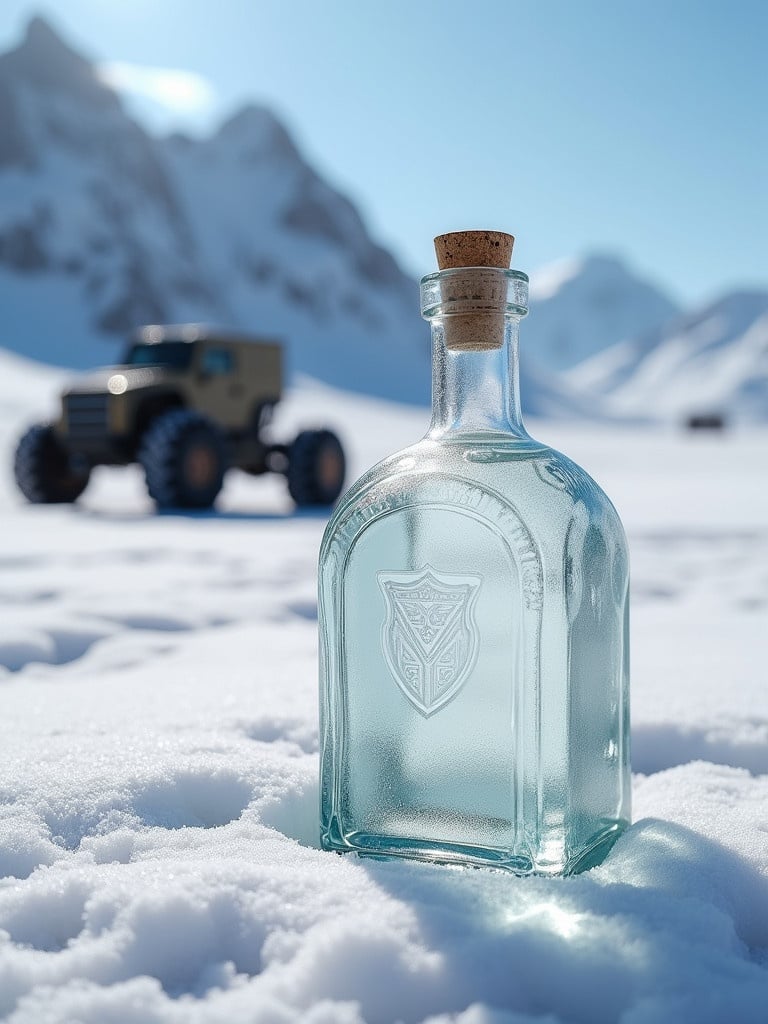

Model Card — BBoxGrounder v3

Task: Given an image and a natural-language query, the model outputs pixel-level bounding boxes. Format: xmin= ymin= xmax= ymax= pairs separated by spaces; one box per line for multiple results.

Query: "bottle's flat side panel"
xmin=344 ymin=505 xmax=520 ymax=852
xmin=539 ymin=452 xmax=631 ymax=870
xmin=319 ymin=541 xmax=344 ymax=848
xmin=564 ymin=512 xmax=631 ymax=861
xmin=320 ymin=472 xmax=544 ymax=870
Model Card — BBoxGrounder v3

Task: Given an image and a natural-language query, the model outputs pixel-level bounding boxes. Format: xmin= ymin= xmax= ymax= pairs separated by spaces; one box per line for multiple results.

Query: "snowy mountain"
xmin=0 ymin=16 xmax=689 ymax=420
xmin=0 ymin=17 xmax=432 ymax=403
xmin=525 ymin=254 xmax=680 ymax=373
xmin=567 ymin=290 xmax=768 ymax=422
xmin=3 ymin=17 xmax=765 ymax=423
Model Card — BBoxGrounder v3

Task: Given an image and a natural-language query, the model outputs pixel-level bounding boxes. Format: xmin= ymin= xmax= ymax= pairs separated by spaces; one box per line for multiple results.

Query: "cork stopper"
xmin=433 ymin=231 xmax=515 ymax=351
xmin=434 ymin=230 xmax=514 ymax=271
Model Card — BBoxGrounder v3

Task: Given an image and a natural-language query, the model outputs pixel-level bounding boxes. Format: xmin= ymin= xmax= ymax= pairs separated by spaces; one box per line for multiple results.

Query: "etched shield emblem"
xmin=378 ymin=566 xmax=481 ymax=717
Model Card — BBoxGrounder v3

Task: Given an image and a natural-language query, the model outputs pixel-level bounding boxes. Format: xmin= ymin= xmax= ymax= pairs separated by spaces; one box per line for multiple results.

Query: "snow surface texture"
xmin=2 ymin=353 xmax=768 ymax=1022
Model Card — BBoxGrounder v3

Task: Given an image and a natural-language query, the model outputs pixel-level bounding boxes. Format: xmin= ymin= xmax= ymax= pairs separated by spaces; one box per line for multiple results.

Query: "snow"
xmin=2 ymin=352 xmax=768 ymax=1023
xmin=4 ymin=16 xmax=768 ymax=428
xmin=0 ymin=20 xmax=435 ymax=405
xmin=0 ymin=18 xmax=697 ymax=417
xmin=525 ymin=255 xmax=680 ymax=374
xmin=567 ymin=292 xmax=768 ymax=424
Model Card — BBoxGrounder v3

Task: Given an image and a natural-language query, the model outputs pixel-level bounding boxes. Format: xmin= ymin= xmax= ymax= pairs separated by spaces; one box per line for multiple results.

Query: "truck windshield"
xmin=124 ymin=342 xmax=193 ymax=369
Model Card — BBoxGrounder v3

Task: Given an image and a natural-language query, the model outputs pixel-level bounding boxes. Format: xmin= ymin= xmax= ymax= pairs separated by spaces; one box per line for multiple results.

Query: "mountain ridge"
xmin=0 ymin=16 xmax=765 ymax=422
xmin=526 ymin=253 xmax=680 ymax=372
xmin=0 ymin=17 xmax=433 ymax=404
xmin=567 ymin=288 xmax=768 ymax=422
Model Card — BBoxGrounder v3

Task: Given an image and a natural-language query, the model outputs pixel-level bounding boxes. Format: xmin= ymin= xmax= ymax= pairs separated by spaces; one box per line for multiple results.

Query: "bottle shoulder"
xmin=321 ymin=435 xmax=626 ymax=561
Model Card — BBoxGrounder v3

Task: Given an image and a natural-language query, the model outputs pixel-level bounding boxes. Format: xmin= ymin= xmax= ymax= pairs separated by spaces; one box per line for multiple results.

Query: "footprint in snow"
xmin=132 ymin=771 xmax=252 ymax=830
xmin=258 ymin=781 xmax=321 ymax=849
xmin=0 ymin=877 xmax=90 ymax=952
xmin=241 ymin=715 xmax=318 ymax=755
xmin=0 ymin=628 xmax=108 ymax=673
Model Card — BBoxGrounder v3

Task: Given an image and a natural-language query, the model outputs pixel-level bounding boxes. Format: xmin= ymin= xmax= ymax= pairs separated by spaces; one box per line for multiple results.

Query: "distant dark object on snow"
xmin=685 ymin=413 xmax=727 ymax=431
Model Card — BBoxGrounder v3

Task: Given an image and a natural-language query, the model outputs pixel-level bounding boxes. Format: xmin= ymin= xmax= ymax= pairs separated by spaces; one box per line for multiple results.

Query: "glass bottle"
xmin=318 ymin=231 xmax=630 ymax=875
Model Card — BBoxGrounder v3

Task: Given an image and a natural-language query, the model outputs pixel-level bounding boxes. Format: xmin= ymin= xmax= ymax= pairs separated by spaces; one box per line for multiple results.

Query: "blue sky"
xmin=0 ymin=1 xmax=765 ymax=306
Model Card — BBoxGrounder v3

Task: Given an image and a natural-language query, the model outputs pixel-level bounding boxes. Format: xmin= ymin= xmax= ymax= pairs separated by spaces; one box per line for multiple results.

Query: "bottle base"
xmin=321 ymin=821 xmax=627 ymax=877
xmin=563 ymin=821 xmax=627 ymax=875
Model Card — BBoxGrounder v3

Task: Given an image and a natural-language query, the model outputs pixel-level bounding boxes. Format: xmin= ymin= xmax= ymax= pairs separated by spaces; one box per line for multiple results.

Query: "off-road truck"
xmin=14 ymin=325 xmax=346 ymax=510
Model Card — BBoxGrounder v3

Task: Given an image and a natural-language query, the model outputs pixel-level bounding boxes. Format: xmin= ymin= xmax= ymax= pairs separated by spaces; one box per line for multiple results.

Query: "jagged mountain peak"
xmin=22 ymin=15 xmax=70 ymax=51
xmin=634 ymin=289 xmax=768 ymax=361
xmin=524 ymin=251 xmax=681 ymax=372
xmin=566 ymin=285 xmax=768 ymax=422
xmin=530 ymin=251 xmax=676 ymax=302
xmin=0 ymin=15 xmax=117 ymax=111
xmin=684 ymin=289 xmax=768 ymax=328
xmin=6 ymin=18 xmax=762 ymax=419
xmin=0 ymin=20 xmax=434 ymax=403
xmin=214 ymin=103 xmax=300 ymax=161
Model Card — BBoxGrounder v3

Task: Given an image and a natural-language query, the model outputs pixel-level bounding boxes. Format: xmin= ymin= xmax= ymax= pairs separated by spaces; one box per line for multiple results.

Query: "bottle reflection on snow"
xmin=319 ymin=231 xmax=630 ymax=875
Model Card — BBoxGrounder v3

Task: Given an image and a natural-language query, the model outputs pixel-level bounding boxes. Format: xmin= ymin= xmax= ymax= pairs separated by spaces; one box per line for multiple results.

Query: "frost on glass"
xmin=319 ymin=269 xmax=630 ymax=876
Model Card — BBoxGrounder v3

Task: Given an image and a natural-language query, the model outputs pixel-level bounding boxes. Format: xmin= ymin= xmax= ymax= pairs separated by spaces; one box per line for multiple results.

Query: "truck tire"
xmin=13 ymin=424 xmax=91 ymax=503
xmin=139 ymin=409 xmax=227 ymax=510
xmin=286 ymin=429 xmax=346 ymax=507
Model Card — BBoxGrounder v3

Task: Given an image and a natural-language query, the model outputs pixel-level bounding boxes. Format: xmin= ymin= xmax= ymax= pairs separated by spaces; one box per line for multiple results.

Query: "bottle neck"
xmin=428 ymin=316 xmax=526 ymax=438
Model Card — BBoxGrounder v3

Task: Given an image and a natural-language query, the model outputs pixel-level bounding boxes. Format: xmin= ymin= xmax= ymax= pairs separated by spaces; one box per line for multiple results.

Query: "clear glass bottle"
xmin=318 ymin=232 xmax=630 ymax=875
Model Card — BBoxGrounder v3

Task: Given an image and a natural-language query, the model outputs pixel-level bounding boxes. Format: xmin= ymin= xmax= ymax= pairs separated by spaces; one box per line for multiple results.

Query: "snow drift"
xmin=1 ymin=340 xmax=768 ymax=1022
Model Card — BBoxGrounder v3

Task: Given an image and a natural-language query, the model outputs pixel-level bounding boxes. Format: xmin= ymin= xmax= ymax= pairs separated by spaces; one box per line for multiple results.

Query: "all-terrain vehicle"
xmin=14 ymin=325 xmax=346 ymax=510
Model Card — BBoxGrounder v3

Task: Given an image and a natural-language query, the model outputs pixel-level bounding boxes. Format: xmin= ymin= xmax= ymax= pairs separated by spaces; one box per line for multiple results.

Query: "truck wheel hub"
xmin=318 ymin=446 xmax=342 ymax=490
xmin=185 ymin=443 xmax=217 ymax=488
